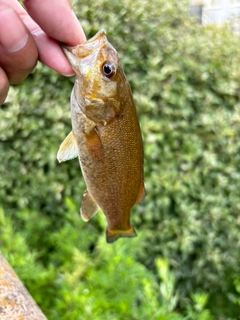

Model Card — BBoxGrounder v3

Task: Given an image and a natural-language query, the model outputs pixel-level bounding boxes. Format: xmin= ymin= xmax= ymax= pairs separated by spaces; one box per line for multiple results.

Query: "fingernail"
xmin=0 ymin=8 xmax=29 ymax=53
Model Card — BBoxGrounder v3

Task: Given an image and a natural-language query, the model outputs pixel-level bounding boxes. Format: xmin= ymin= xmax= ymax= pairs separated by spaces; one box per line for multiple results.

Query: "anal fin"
xmin=80 ymin=190 xmax=99 ymax=222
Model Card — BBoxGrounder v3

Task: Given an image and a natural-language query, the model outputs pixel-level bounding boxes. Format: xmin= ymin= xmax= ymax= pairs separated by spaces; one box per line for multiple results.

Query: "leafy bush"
xmin=1 ymin=0 xmax=240 ymax=318
xmin=0 ymin=205 xmax=214 ymax=319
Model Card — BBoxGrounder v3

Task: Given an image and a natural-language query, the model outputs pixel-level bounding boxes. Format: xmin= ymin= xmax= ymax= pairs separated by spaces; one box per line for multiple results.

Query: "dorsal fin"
xmin=135 ymin=181 xmax=145 ymax=204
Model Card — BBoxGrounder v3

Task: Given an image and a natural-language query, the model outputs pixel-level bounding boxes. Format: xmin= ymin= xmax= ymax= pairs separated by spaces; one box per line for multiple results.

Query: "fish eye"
xmin=101 ymin=61 xmax=117 ymax=79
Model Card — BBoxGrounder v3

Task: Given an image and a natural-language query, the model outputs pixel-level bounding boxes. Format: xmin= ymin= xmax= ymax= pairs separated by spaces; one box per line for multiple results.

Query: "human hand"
xmin=0 ymin=0 xmax=86 ymax=105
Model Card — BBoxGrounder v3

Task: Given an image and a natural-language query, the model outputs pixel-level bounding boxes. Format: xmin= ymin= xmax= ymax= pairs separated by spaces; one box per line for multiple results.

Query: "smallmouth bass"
xmin=57 ymin=30 xmax=144 ymax=243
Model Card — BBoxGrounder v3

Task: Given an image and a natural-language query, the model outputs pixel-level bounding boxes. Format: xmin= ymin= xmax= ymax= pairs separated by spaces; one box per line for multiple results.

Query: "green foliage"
xmin=1 ymin=0 xmax=240 ymax=318
xmin=1 ymin=206 xmax=210 ymax=320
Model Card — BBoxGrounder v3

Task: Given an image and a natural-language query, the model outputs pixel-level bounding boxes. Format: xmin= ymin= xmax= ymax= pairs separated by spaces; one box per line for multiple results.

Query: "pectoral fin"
xmin=80 ymin=190 xmax=99 ymax=221
xmin=84 ymin=127 xmax=104 ymax=161
xmin=57 ymin=131 xmax=78 ymax=162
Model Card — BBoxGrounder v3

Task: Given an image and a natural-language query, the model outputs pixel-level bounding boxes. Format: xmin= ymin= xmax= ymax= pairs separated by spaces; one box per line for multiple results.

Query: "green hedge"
xmin=1 ymin=0 xmax=240 ymax=318
xmin=0 ymin=205 xmax=213 ymax=319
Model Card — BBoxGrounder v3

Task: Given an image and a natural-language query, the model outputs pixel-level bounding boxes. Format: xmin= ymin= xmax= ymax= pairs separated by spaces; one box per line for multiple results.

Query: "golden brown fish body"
xmin=57 ymin=30 xmax=144 ymax=243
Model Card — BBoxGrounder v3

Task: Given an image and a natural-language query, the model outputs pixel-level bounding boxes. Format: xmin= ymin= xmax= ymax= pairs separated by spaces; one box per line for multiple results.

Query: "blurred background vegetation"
xmin=1 ymin=0 xmax=240 ymax=318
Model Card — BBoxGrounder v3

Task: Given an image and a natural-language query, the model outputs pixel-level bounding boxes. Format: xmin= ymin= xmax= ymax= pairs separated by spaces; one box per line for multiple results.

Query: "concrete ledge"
xmin=0 ymin=253 xmax=47 ymax=320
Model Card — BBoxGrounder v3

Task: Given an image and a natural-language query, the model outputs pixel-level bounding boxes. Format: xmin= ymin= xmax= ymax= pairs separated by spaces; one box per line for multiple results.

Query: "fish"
xmin=57 ymin=30 xmax=145 ymax=243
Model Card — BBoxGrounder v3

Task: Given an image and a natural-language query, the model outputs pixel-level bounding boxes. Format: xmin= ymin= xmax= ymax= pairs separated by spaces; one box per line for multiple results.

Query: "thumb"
xmin=0 ymin=68 xmax=9 ymax=105
xmin=0 ymin=7 xmax=38 ymax=84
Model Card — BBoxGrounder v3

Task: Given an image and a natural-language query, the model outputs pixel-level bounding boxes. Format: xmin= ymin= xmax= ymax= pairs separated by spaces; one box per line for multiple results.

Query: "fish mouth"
xmin=62 ymin=29 xmax=107 ymax=60
xmin=87 ymin=29 xmax=107 ymax=44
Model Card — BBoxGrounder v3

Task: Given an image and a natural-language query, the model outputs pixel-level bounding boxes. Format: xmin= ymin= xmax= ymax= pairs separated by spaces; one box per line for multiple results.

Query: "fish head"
xmin=63 ymin=30 xmax=126 ymax=125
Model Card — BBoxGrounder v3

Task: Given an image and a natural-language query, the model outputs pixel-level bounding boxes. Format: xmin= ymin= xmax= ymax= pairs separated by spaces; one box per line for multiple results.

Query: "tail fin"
xmin=106 ymin=226 xmax=137 ymax=244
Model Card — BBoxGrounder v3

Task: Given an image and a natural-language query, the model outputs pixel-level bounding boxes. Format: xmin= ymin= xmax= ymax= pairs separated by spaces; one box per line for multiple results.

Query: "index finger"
xmin=23 ymin=0 xmax=86 ymax=46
